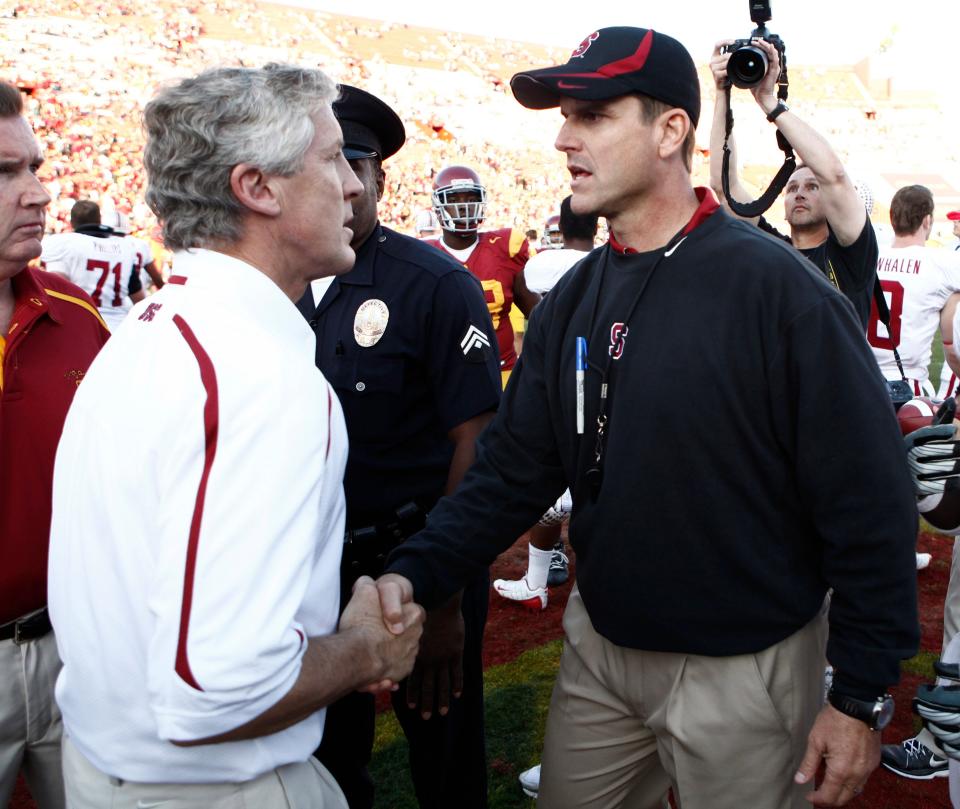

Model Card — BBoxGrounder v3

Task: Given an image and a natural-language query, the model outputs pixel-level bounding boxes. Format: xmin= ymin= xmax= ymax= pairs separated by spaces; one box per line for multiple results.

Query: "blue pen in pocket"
xmin=576 ymin=336 xmax=587 ymax=434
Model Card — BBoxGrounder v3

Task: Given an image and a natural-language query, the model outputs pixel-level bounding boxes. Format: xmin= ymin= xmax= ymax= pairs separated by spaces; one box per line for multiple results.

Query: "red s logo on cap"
xmin=571 ymin=31 xmax=599 ymax=59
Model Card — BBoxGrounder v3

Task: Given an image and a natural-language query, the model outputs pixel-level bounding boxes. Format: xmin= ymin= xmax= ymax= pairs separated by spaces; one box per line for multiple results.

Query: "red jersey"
xmin=428 ymin=228 xmax=532 ymax=369
xmin=1 ymin=267 xmax=109 ymax=623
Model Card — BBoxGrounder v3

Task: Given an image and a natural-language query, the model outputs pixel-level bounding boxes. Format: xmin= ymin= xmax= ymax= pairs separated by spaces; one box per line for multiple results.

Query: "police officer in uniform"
xmin=297 ymin=86 xmax=500 ymax=809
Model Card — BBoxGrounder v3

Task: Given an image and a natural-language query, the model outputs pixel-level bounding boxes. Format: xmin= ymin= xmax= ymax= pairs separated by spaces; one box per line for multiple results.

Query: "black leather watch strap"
xmin=766 ymin=101 xmax=789 ymax=123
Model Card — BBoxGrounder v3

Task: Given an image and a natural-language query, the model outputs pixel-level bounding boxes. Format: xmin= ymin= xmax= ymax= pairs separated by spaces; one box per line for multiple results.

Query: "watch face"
xmin=875 ymin=696 xmax=895 ymax=730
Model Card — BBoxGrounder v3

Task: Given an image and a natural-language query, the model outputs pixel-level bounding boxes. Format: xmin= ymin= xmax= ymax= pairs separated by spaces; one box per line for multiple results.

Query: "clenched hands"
xmin=340 ymin=575 xmax=424 ymax=694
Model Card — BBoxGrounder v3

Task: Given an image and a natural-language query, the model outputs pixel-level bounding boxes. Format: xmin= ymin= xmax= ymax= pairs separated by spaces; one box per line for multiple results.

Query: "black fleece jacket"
xmin=388 ymin=205 xmax=919 ymax=699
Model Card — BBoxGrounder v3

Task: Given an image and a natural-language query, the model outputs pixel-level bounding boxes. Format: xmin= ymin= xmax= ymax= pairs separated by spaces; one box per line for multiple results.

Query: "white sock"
xmin=527 ymin=543 xmax=552 ymax=590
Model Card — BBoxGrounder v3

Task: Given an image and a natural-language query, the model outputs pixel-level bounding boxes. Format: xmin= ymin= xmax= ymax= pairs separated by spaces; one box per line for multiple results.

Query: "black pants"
xmin=316 ymin=571 xmax=489 ymax=809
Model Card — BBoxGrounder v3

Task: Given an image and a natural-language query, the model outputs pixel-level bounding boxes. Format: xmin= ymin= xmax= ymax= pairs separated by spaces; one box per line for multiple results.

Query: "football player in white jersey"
xmin=103 ymin=210 xmax=164 ymax=292
xmin=41 ymin=201 xmax=144 ymax=331
xmin=869 ymin=185 xmax=960 ymax=396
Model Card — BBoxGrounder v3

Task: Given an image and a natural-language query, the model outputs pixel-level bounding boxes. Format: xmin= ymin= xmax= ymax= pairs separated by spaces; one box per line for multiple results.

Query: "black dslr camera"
xmin=722 ymin=1 xmax=786 ymax=89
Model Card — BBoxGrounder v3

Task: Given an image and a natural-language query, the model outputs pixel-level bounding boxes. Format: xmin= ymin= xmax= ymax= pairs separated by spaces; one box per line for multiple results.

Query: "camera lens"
xmin=728 ymin=46 xmax=769 ymax=88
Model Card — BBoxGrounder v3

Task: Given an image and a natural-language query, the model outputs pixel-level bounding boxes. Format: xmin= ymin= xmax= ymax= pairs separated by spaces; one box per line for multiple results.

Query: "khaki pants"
xmin=0 ymin=628 xmax=64 ymax=809
xmin=539 ymin=587 xmax=827 ymax=809
xmin=62 ymin=735 xmax=348 ymax=809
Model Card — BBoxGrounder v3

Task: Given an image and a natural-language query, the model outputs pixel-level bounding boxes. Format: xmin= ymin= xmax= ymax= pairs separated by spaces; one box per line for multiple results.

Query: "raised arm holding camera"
xmin=709 ymin=16 xmax=878 ymax=331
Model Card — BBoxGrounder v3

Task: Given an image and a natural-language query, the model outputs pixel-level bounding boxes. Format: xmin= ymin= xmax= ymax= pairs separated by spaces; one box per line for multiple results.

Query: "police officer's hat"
xmin=334 ymin=85 xmax=406 ymax=162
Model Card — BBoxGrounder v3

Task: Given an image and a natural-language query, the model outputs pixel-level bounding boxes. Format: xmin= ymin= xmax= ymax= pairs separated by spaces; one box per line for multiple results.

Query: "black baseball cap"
xmin=510 ymin=27 xmax=701 ymax=128
xmin=333 ymin=84 xmax=406 ymax=161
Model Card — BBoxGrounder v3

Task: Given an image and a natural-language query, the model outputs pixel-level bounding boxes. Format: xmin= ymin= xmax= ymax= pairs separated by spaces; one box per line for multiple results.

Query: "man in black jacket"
xmin=378 ymin=27 xmax=919 ymax=809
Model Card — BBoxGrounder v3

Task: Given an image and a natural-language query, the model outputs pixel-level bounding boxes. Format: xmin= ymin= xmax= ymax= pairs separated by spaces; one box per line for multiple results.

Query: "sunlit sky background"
xmin=275 ymin=0 xmax=958 ymax=91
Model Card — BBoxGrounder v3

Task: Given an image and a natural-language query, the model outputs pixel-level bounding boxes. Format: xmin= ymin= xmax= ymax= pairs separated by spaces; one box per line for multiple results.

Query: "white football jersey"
xmin=868 ymin=245 xmax=960 ymax=384
xmin=41 ymin=231 xmax=141 ymax=330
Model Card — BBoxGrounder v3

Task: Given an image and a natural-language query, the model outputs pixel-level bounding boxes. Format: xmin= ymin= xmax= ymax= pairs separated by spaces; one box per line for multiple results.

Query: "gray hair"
xmin=143 ymin=63 xmax=337 ymax=251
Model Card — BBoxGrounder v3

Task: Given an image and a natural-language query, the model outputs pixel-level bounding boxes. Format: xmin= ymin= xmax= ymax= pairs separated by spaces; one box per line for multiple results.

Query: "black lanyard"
xmin=583 ymin=228 xmax=690 ymax=500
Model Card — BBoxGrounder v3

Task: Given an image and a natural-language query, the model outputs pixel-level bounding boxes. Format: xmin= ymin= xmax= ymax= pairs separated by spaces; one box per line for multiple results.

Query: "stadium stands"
xmin=3 ymin=1 xmax=958 ymax=250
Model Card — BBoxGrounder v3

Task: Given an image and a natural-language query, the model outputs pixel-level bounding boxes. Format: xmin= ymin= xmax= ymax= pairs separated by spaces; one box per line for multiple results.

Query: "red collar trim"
xmin=608 ymin=187 xmax=720 ymax=255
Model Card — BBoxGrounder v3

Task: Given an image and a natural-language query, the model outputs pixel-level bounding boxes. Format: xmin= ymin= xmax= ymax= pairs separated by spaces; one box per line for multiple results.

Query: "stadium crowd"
xmin=2 ymin=1 xmax=581 ymax=255
xmin=5 ymin=4 xmax=960 ymax=809
xmin=8 ymin=2 xmax=955 ymax=261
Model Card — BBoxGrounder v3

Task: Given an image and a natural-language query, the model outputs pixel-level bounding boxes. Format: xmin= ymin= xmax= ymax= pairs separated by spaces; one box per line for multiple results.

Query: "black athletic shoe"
xmin=880 ymin=738 xmax=949 ymax=780
xmin=546 ymin=541 xmax=569 ymax=587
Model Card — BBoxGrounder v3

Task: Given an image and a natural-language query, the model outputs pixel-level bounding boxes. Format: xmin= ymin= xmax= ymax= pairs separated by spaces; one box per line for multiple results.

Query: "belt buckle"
xmin=13 ymin=620 xmax=26 ymax=645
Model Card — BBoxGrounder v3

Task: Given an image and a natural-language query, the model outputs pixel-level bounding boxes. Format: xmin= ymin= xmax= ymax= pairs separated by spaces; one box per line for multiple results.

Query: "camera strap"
xmin=720 ymin=82 xmax=795 ymax=219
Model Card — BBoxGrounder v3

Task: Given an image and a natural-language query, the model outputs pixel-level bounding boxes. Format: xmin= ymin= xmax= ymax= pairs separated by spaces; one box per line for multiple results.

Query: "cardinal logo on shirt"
xmin=608 ymin=323 xmax=628 ymax=360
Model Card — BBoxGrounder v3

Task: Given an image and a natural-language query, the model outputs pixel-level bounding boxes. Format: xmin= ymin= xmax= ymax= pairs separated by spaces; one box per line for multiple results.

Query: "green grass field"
xmin=930 ymin=330 xmax=946 ymax=391
xmin=370 ymin=641 xmax=562 ymax=809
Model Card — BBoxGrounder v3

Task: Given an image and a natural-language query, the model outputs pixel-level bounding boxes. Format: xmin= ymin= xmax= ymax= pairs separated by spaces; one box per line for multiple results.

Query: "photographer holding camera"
xmin=709 ymin=36 xmax=878 ymax=332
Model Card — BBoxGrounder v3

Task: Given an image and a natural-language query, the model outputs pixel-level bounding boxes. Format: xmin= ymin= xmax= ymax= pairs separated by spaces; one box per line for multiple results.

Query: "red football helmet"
xmin=432 ymin=165 xmax=486 ymax=232
xmin=542 ymin=214 xmax=562 ymax=249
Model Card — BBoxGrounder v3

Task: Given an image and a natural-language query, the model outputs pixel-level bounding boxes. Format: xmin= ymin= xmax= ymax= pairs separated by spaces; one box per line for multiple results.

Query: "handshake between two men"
xmin=351 ymin=573 xmax=467 ymax=718
xmin=340 ymin=575 xmax=426 ymax=697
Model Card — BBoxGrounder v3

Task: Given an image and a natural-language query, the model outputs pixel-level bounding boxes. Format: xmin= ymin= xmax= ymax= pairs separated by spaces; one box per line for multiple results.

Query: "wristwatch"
xmin=828 ymin=688 xmax=895 ymax=730
xmin=766 ymin=101 xmax=789 ymax=123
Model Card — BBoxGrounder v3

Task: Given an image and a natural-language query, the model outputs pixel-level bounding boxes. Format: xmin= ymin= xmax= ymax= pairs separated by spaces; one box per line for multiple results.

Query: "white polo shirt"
xmin=49 ymin=248 xmax=348 ymax=783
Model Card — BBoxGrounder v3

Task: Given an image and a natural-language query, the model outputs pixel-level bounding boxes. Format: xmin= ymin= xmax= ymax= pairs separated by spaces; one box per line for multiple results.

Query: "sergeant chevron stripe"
xmin=461 ymin=324 xmax=491 ymax=355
